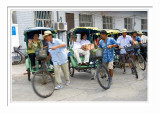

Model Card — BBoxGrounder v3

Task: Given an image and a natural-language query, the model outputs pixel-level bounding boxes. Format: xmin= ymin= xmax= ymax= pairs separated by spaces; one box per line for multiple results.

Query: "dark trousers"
xmin=140 ymin=46 xmax=147 ymax=61
xmin=29 ymin=53 xmax=41 ymax=67
xmin=47 ymin=52 xmax=53 ymax=65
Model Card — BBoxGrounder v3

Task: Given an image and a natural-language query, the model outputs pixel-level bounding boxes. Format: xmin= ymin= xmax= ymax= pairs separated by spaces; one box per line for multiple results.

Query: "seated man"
xmin=73 ymin=34 xmax=91 ymax=66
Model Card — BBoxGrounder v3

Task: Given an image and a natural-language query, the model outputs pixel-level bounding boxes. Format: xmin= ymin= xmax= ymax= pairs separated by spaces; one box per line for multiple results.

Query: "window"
xmin=103 ymin=16 xmax=114 ymax=29
xmin=79 ymin=14 xmax=93 ymax=27
xmin=124 ymin=18 xmax=133 ymax=31
xmin=141 ymin=19 xmax=147 ymax=30
xmin=34 ymin=11 xmax=53 ymax=27
xmin=12 ymin=11 xmax=17 ymax=24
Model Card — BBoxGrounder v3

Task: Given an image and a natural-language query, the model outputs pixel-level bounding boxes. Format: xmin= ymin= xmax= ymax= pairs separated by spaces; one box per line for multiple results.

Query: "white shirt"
xmin=80 ymin=39 xmax=91 ymax=46
xmin=72 ymin=41 xmax=82 ymax=50
xmin=117 ymin=35 xmax=132 ymax=54
xmin=141 ymin=35 xmax=148 ymax=43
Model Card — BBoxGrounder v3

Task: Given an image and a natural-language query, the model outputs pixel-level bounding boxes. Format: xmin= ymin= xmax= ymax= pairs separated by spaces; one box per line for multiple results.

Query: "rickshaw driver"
xmin=117 ymin=29 xmax=136 ymax=74
xmin=131 ymin=31 xmax=142 ymax=61
xmin=74 ymin=34 xmax=91 ymax=66
xmin=44 ymin=31 xmax=70 ymax=90
xmin=99 ymin=30 xmax=118 ymax=84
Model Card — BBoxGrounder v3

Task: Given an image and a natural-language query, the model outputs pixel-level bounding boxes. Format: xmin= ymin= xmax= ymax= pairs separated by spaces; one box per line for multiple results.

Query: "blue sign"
xmin=12 ymin=26 xmax=16 ymax=35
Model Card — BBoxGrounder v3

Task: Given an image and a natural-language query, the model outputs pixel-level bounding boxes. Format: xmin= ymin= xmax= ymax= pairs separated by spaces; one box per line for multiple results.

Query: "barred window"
xmin=141 ymin=19 xmax=147 ymax=30
xmin=124 ymin=18 xmax=133 ymax=31
xmin=79 ymin=14 xmax=93 ymax=27
xmin=34 ymin=11 xmax=53 ymax=27
xmin=103 ymin=16 xmax=114 ymax=29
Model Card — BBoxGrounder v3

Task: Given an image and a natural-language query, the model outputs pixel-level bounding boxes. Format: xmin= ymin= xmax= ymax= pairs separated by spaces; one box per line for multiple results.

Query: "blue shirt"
xmin=42 ymin=40 xmax=48 ymax=47
xmin=99 ymin=37 xmax=118 ymax=63
xmin=133 ymin=36 xmax=141 ymax=42
xmin=48 ymin=38 xmax=68 ymax=66
xmin=117 ymin=35 xmax=132 ymax=54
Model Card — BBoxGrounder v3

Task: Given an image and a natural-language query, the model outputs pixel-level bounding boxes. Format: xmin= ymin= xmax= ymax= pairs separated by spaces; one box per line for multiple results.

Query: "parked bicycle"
xmin=12 ymin=45 xmax=26 ymax=65
xmin=114 ymin=45 xmax=138 ymax=79
xmin=134 ymin=44 xmax=146 ymax=70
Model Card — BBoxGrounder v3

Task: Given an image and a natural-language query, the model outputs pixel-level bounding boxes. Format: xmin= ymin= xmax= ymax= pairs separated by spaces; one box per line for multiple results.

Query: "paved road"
xmin=12 ymin=63 xmax=147 ymax=101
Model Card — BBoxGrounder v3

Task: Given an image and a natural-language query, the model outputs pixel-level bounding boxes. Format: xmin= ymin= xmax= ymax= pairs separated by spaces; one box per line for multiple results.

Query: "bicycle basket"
xmin=92 ymin=48 xmax=103 ymax=59
xmin=124 ymin=45 xmax=134 ymax=52
xmin=141 ymin=43 xmax=147 ymax=48
xmin=35 ymin=49 xmax=47 ymax=60
xmin=133 ymin=45 xmax=140 ymax=49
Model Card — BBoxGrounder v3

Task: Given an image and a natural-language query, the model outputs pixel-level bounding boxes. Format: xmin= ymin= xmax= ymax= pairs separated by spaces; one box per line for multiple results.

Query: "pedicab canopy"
xmin=24 ymin=27 xmax=57 ymax=49
xmin=24 ymin=27 xmax=57 ymax=40
xmin=72 ymin=27 xmax=101 ymax=34
xmin=105 ymin=29 xmax=120 ymax=34
xmin=95 ymin=29 xmax=120 ymax=37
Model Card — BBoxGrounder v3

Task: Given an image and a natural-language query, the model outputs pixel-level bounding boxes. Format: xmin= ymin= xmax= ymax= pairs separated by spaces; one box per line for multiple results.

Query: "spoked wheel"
xmin=68 ymin=59 xmax=74 ymax=77
xmin=129 ymin=58 xmax=138 ymax=79
xmin=96 ymin=64 xmax=111 ymax=90
xmin=137 ymin=54 xmax=146 ymax=71
xmin=12 ymin=52 xmax=22 ymax=65
xmin=32 ymin=71 xmax=55 ymax=98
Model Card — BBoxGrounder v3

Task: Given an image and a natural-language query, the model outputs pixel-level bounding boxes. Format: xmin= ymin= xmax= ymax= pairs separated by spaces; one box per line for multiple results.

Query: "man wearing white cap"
xmin=138 ymin=31 xmax=148 ymax=61
xmin=117 ymin=29 xmax=135 ymax=74
xmin=138 ymin=31 xmax=148 ymax=44
xmin=44 ymin=31 xmax=70 ymax=90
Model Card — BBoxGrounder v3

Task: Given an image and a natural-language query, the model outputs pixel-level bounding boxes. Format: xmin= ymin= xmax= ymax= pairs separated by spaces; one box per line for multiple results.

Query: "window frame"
xmin=34 ymin=11 xmax=53 ymax=28
xmin=102 ymin=16 xmax=114 ymax=29
xmin=79 ymin=14 xmax=93 ymax=27
xmin=124 ymin=18 xmax=133 ymax=31
xmin=141 ymin=19 xmax=147 ymax=30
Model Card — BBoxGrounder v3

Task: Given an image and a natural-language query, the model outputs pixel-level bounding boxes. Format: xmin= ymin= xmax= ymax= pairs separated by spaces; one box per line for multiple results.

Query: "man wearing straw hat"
xmin=44 ymin=31 xmax=70 ymax=90
xmin=117 ymin=29 xmax=135 ymax=74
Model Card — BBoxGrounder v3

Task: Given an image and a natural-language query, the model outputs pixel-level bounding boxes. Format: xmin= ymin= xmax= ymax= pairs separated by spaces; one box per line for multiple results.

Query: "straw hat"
xmin=122 ymin=29 xmax=127 ymax=33
xmin=137 ymin=31 xmax=143 ymax=35
xmin=43 ymin=31 xmax=52 ymax=38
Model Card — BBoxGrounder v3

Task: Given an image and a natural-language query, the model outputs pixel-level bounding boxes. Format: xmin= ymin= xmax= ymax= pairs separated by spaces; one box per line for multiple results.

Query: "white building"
xmin=11 ymin=11 xmax=147 ymax=50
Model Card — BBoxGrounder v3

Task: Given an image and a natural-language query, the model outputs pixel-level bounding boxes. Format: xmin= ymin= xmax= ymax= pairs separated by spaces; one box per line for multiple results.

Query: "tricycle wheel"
xmin=27 ymin=68 xmax=31 ymax=81
xmin=32 ymin=71 xmax=55 ymax=98
xmin=68 ymin=59 xmax=74 ymax=77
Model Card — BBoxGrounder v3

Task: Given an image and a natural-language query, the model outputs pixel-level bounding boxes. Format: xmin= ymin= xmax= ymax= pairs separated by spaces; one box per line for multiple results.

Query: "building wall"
xmin=15 ymin=11 xmax=147 ymax=50
xmin=16 ymin=11 xmax=35 ymax=50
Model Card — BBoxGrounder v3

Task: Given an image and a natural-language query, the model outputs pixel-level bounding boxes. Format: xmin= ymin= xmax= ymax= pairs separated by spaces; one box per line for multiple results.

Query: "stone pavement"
xmin=12 ymin=63 xmax=147 ymax=101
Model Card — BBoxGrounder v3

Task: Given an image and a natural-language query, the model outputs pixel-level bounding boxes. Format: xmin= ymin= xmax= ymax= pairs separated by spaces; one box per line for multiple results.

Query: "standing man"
xmin=138 ymin=31 xmax=148 ymax=61
xmin=99 ymin=30 xmax=118 ymax=84
xmin=44 ymin=31 xmax=70 ymax=90
xmin=117 ymin=29 xmax=135 ymax=74
xmin=131 ymin=31 xmax=142 ymax=61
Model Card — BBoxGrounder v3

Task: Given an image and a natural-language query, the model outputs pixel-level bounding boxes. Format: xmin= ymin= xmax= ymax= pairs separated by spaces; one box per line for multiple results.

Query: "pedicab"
xmin=67 ymin=27 xmax=111 ymax=90
xmin=104 ymin=29 xmax=121 ymax=40
xmin=24 ymin=27 xmax=56 ymax=98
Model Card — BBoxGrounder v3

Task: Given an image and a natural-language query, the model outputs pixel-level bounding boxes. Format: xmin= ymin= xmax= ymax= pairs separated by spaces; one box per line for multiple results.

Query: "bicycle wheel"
xmin=96 ymin=64 xmax=111 ymax=90
xmin=12 ymin=52 xmax=22 ymax=65
xmin=32 ymin=71 xmax=55 ymax=98
xmin=137 ymin=54 xmax=146 ymax=70
xmin=68 ymin=59 xmax=74 ymax=77
xmin=129 ymin=58 xmax=138 ymax=79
